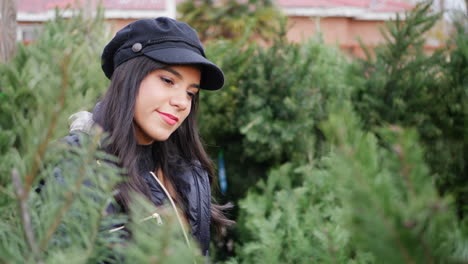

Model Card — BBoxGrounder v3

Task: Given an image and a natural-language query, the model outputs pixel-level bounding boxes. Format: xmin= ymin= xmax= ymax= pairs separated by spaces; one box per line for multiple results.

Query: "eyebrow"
xmin=161 ymin=67 xmax=201 ymax=90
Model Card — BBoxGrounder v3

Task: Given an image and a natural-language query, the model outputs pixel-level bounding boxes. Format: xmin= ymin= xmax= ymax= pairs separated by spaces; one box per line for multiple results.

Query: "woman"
xmin=68 ymin=17 xmax=233 ymax=256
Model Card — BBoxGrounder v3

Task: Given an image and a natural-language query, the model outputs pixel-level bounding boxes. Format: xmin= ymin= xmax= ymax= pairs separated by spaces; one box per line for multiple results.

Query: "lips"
xmin=157 ymin=111 xmax=179 ymax=125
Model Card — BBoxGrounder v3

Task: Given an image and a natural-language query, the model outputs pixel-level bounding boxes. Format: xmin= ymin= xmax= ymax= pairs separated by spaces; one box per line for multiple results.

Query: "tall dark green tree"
xmin=196 ymin=26 xmax=350 ymax=261
xmin=198 ymin=34 xmax=349 ymax=202
xmin=351 ymin=2 xmax=468 ymax=218
xmin=215 ymin=2 xmax=468 ymax=263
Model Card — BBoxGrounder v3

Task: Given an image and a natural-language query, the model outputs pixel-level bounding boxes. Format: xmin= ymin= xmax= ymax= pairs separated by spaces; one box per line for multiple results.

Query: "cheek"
xmin=180 ymin=103 xmax=193 ymax=122
xmin=134 ymin=88 xmax=163 ymax=119
xmin=133 ymin=96 xmax=146 ymax=123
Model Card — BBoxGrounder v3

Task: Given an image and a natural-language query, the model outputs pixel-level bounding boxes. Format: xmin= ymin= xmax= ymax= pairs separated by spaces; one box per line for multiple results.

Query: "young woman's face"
xmin=133 ymin=65 xmax=200 ymax=144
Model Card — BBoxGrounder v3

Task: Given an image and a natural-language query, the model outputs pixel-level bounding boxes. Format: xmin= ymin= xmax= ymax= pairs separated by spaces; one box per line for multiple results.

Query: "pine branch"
xmin=395 ymin=147 xmax=436 ymax=263
xmin=393 ymin=130 xmax=436 ymax=263
xmin=39 ymin=132 xmax=99 ymax=252
xmin=417 ymin=231 xmax=435 ymax=264
xmin=0 ymin=184 xmax=15 ymax=199
xmin=336 ymin=138 xmax=416 ymax=263
xmin=392 ymin=143 xmax=416 ymax=197
xmin=23 ymin=53 xmax=71 ymax=198
xmin=155 ymin=213 xmax=175 ymax=263
xmin=11 ymin=168 xmax=44 ymax=264
xmin=83 ymin=147 xmax=114 ymax=261
xmin=83 ymin=193 xmax=105 ymax=260
xmin=324 ymin=228 xmax=338 ymax=264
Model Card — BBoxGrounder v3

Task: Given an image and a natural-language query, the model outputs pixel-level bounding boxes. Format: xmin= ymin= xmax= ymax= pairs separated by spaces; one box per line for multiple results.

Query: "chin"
xmin=151 ymin=132 xmax=172 ymax=142
xmin=157 ymin=136 xmax=171 ymax=142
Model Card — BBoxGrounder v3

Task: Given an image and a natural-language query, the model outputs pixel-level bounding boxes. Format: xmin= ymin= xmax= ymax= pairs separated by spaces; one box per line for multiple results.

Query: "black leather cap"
xmin=101 ymin=17 xmax=224 ymax=90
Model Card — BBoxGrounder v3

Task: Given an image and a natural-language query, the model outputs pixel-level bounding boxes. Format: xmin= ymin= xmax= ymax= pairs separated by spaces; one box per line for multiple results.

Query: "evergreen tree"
xmin=351 ymin=2 xmax=468 ymax=218
xmin=226 ymin=2 xmax=468 ymax=263
xmin=229 ymin=101 xmax=468 ymax=263
xmin=196 ymin=18 xmax=349 ymax=261
xmin=437 ymin=12 xmax=468 ymax=217
xmin=322 ymin=102 xmax=468 ymax=263
xmin=177 ymin=0 xmax=285 ymax=42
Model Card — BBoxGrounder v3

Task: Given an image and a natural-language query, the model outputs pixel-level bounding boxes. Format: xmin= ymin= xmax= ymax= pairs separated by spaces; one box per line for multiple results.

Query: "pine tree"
xmin=229 ymin=100 xmax=468 ymax=263
xmin=351 ymin=2 xmax=468 ymax=218
xmin=227 ymin=2 xmax=468 ymax=263
xmin=195 ymin=15 xmax=350 ymax=261
xmin=322 ymin=101 xmax=468 ymax=263
xmin=177 ymin=0 xmax=285 ymax=42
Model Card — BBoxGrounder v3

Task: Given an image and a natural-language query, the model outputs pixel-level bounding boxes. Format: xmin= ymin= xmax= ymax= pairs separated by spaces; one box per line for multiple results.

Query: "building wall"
xmin=106 ymin=18 xmax=138 ymax=36
xmin=18 ymin=14 xmax=441 ymax=57
xmin=286 ymin=16 xmax=387 ymax=57
xmin=285 ymin=16 xmax=442 ymax=57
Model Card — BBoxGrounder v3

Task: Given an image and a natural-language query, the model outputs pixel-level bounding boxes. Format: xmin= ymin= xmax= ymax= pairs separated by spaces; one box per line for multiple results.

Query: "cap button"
xmin=132 ymin=43 xmax=142 ymax=52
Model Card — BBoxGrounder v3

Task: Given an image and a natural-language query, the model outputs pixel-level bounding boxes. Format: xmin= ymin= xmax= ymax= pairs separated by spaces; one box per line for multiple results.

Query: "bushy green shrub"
xmin=230 ymin=100 xmax=468 ymax=263
xmin=231 ymin=160 xmax=370 ymax=264
xmin=224 ymin=2 xmax=468 ymax=263
xmin=199 ymin=35 xmax=349 ymax=201
xmin=322 ymin=102 xmax=467 ymax=263
xmin=350 ymin=3 xmax=468 ymax=217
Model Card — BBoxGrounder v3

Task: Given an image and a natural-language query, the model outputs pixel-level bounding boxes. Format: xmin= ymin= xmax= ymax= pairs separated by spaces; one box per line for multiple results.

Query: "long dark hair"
xmin=94 ymin=56 xmax=234 ymax=230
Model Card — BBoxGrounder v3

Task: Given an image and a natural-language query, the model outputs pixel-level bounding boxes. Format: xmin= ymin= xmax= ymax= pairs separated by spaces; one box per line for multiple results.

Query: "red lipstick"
xmin=157 ymin=111 xmax=178 ymax=125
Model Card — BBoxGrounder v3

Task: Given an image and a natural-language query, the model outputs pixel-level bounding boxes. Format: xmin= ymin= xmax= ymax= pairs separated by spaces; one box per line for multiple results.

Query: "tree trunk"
xmin=0 ymin=0 xmax=17 ymax=63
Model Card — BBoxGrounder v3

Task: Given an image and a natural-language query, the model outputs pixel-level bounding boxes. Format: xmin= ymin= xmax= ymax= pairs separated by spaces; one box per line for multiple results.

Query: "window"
xmin=17 ymin=24 xmax=43 ymax=43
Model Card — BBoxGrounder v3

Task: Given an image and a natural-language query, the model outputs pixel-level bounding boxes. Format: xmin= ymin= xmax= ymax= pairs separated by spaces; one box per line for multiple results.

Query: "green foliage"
xmin=226 ymin=2 xmax=468 ymax=263
xmin=178 ymin=0 xmax=285 ymax=42
xmin=0 ymin=14 xmax=111 ymax=262
xmin=231 ymin=161 xmax=370 ymax=264
xmin=119 ymin=195 xmax=203 ymax=263
xmin=200 ymin=36 xmax=349 ymax=201
xmin=0 ymin=10 xmax=203 ymax=263
xmin=0 ymin=9 xmax=109 ymax=180
xmin=1 ymin=1 xmax=467 ymax=263
xmin=350 ymin=2 xmax=468 ymax=217
xmin=438 ymin=14 xmax=468 ymax=216
xmin=231 ymin=100 xmax=468 ymax=263
xmin=323 ymin=102 xmax=467 ymax=263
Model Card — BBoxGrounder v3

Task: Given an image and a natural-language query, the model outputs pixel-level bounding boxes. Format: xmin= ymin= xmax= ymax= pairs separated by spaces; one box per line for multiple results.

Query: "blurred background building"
xmin=15 ymin=0 xmax=176 ymax=43
xmin=279 ymin=0 xmax=414 ymax=57
xmin=13 ymin=0 xmax=465 ymax=56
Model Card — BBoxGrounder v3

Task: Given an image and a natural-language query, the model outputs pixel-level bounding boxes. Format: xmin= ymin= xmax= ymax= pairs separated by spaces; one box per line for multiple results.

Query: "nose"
xmin=169 ymin=91 xmax=190 ymax=110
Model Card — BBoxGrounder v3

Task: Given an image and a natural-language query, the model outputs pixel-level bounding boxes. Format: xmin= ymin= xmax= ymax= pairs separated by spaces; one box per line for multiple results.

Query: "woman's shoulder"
xmin=61 ymin=110 xmax=100 ymax=147
xmin=69 ymin=111 xmax=94 ymax=133
xmin=171 ymin=160 xmax=209 ymax=184
xmin=62 ymin=132 xmax=83 ymax=146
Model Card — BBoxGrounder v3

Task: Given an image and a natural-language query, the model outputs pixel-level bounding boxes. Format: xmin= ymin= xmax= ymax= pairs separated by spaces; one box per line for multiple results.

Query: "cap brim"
xmin=144 ymin=48 xmax=224 ymax=91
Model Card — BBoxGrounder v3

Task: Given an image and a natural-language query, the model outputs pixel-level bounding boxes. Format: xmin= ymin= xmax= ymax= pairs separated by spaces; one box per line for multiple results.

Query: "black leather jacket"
xmin=140 ymin=159 xmax=211 ymax=255
xmin=65 ymin=112 xmax=212 ymax=256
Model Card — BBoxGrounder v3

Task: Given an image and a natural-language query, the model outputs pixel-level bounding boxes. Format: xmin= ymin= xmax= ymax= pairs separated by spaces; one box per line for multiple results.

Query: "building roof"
xmin=277 ymin=0 xmax=413 ymax=20
xmin=17 ymin=0 xmax=413 ymax=22
xmin=18 ymin=0 xmax=165 ymax=13
xmin=17 ymin=0 xmax=173 ymax=21
xmin=277 ymin=0 xmax=412 ymax=11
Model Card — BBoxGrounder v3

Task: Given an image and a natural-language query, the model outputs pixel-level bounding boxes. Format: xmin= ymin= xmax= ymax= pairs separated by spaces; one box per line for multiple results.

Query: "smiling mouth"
xmin=157 ymin=111 xmax=179 ymax=125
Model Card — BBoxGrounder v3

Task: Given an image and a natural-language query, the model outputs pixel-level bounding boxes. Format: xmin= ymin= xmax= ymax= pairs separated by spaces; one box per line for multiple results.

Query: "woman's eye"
xmin=160 ymin=77 xmax=174 ymax=85
xmin=187 ymin=91 xmax=196 ymax=99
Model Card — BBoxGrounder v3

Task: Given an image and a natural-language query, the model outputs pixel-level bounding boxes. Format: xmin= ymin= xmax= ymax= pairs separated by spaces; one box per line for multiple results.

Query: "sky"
xmin=423 ymin=0 xmax=467 ymax=13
